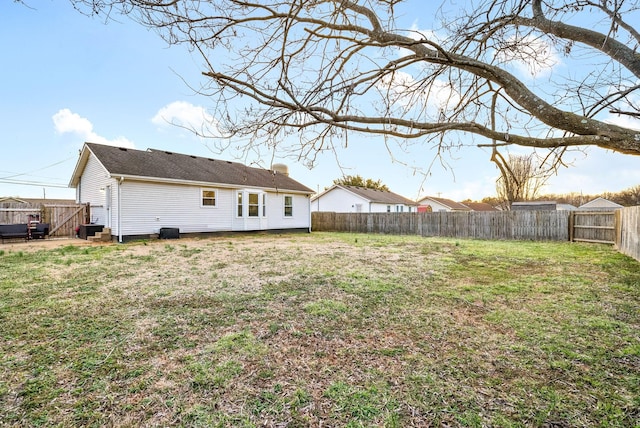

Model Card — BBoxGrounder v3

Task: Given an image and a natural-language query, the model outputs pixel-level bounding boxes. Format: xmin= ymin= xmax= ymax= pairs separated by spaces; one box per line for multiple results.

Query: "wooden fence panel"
xmin=42 ymin=204 xmax=89 ymax=238
xmin=616 ymin=206 xmax=640 ymax=261
xmin=312 ymin=211 xmax=570 ymax=241
xmin=0 ymin=202 xmax=42 ymax=224
xmin=1 ymin=202 xmax=88 ymax=239
xmin=570 ymin=211 xmax=616 ymax=244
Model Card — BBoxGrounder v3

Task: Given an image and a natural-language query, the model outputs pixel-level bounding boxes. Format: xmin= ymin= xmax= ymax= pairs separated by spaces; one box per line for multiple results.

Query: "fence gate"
xmin=569 ymin=211 xmax=616 ymax=244
xmin=42 ymin=204 xmax=90 ymax=238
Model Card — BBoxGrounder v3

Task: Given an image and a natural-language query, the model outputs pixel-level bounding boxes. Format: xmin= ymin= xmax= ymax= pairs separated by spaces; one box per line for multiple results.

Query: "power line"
xmin=0 ymin=156 xmax=76 ymax=180
xmin=0 ymin=178 xmax=69 ymax=188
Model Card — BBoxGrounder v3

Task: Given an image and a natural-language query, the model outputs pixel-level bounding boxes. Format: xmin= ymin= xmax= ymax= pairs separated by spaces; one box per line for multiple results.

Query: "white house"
xmin=578 ymin=197 xmax=624 ymax=211
xmin=417 ymin=196 xmax=471 ymax=212
xmin=311 ymin=184 xmax=417 ymax=213
xmin=69 ymin=143 xmax=313 ymax=242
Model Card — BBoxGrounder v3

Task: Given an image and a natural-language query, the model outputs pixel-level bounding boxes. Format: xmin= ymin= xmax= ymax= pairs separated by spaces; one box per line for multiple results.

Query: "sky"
xmin=1 ymin=1 xmax=639 ymax=203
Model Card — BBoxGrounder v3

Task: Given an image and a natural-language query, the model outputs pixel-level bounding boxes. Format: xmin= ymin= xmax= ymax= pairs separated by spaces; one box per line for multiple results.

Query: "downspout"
xmin=308 ymin=193 xmax=312 ymax=233
xmin=117 ymin=176 xmax=124 ymax=243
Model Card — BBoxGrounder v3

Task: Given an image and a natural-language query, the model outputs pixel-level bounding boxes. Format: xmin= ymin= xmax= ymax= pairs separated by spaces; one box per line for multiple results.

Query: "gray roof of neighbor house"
xmin=316 ymin=185 xmax=417 ymax=206
xmin=70 ymin=143 xmax=313 ymax=193
xmin=578 ymin=197 xmax=624 ymax=210
xmin=418 ymin=196 xmax=471 ymax=211
xmin=462 ymin=202 xmax=499 ymax=212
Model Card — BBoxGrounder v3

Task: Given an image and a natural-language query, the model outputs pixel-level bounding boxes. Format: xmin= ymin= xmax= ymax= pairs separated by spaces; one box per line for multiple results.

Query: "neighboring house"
xmin=69 ymin=143 xmax=314 ymax=242
xmin=461 ymin=202 xmax=500 ymax=212
xmin=578 ymin=197 xmax=624 ymax=211
xmin=512 ymin=201 xmax=577 ymax=211
xmin=417 ymin=196 xmax=471 ymax=212
xmin=311 ymin=184 xmax=417 ymax=213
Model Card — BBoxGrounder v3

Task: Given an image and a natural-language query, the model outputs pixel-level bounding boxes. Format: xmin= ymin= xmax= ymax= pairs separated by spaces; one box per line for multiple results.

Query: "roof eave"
xmin=111 ymin=174 xmax=312 ymax=194
xmin=68 ymin=143 xmax=92 ymax=188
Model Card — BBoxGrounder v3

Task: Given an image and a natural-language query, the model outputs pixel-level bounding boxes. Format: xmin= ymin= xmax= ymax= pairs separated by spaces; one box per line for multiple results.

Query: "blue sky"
xmin=1 ymin=1 xmax=639 ymax=202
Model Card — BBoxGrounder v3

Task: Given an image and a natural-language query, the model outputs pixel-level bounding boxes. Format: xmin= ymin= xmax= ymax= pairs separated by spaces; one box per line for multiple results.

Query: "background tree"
xmin=333 ymin=175 xmax=390 ymax=191
xmin=68 ymin=0 xmax=640 ymax=171
xmin=493 ymin=152 xmax=553 ymax=209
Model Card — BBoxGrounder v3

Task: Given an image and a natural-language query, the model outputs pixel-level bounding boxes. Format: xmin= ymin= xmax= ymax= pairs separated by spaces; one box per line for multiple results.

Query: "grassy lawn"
xmin=0 ymin=232 xmax=638 ymax=427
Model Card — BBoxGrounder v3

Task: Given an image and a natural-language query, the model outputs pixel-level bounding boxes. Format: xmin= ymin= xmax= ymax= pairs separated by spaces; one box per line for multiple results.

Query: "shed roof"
xmin=578 ymin=197 xmax=623 ymax=210
xmin=70 ymin=143 xmax=313 ymax=193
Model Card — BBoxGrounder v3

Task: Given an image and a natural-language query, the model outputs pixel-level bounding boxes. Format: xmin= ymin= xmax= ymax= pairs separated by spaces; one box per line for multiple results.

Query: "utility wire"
xmin=0 ymin=178 xmax=69 ymax=188
xmin=0 ymin=156 xmax=75 ymax=180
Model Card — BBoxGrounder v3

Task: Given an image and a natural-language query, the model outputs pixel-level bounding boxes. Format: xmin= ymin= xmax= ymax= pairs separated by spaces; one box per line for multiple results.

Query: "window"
xmin=248 ymin=193 xmax=259 ymax=217
xmin=387 ymin=205 xmax=391 ymax=213
xmin=284 ymin=195 xmax=293 ymax=217
xmin=262 ymin=194 xmax=267 ymax=217
xmin=202 ymin=189 xmax=216 ymax=207
xmin=237 ymin=192 xmax=243 ymax=217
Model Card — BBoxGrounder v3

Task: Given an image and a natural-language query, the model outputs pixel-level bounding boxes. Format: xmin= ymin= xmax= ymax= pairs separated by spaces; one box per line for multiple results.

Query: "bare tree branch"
xmin=66 ymin=0 xmax=640 ymax=165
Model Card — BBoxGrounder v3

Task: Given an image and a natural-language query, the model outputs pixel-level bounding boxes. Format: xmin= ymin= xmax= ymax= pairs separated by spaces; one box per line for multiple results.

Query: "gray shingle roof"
xmin=83 ymin=143 xmax=312 ymax=193
xmin=418 ymin=196 xmax=471 ymax=211
xmin=337 ymin=185 xmax=417 ymax=205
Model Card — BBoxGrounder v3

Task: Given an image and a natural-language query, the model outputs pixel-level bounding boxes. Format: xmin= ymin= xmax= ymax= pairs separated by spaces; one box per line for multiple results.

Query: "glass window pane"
xmin=248 ymin=193 xmax=259 ymax=217
xmin=284 ymin=196 xmax=293 ymax=217
xmin=202 ymin=189 xmax=216 ymax=206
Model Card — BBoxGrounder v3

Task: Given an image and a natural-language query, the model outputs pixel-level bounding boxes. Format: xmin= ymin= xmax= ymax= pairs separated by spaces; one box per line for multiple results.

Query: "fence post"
xmin=614 ymin=209 xmax=622 ymax=249
xmin=568 ymin=211 xmax=574 ymax=242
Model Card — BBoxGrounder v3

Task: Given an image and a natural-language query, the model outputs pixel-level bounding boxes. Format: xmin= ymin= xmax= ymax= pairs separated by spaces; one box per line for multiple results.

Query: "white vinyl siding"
xmin=118 ymin=181 xmax=234 ymax=235
xmin=310 ymin=187 xmax=369 ymax=212
xmin=266 ymin=193 xmax=310 ymax=229
xmin=77 ymin=154 xmax=114 ymax=227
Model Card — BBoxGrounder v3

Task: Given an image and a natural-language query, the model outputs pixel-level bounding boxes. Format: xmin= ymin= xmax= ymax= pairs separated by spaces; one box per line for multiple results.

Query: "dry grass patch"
xmin=0 ymin=233 xmax=638 ymax=427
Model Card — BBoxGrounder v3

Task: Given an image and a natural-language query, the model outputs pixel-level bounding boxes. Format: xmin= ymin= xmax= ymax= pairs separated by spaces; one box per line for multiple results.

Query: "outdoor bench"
xmin=30 ymin=223 xmax=50 ymax=239
xmin=0 ymin=223 xmax=29 ymax=243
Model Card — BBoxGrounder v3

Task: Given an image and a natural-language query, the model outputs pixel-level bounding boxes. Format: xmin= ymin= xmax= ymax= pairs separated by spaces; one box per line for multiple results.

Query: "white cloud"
xmin=496 ymin=34 xmax=560 ymax=78
xmin=378 ymin=70 xmax=460 ymax=114
xmin=52 ymin=109 xmax=135 ymax=148
xmin=605 ymin=113 xmax=640 ymax=131
xmin=152 ymin=101 xmax=220 ymax=136
xmin=604 ymin=90 xmax=640 ymax=131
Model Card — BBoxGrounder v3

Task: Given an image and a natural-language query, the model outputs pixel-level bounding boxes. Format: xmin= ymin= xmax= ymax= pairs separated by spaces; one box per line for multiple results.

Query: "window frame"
xmin=248 ymin=192 xmax=260 ymax=217
xmin=236 ymin=192 xmax=243 ymax=217
xmin=284 ymin=195 xmax=293 ymax=217
xmin=201 ymin=188 xmax=217 ymax=207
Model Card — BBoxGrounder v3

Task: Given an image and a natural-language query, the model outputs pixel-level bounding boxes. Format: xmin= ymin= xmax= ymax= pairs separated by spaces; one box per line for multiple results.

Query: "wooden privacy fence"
xmin=312 ymin=211 xmax=570 ymax=241
xmin=0 ymin=202 xmax=89 ymax=238
xmin=616 ymin=206 xmax=640 ymax=262
xmin=42 ymin=204 xmax=89 ymax=237
xmin=569 ymin=211 xmax=616 ymax=244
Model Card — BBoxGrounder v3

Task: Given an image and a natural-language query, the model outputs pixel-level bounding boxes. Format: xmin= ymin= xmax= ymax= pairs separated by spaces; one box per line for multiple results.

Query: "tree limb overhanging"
xmin=70 ymin=0 xmax=640 ymax=161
